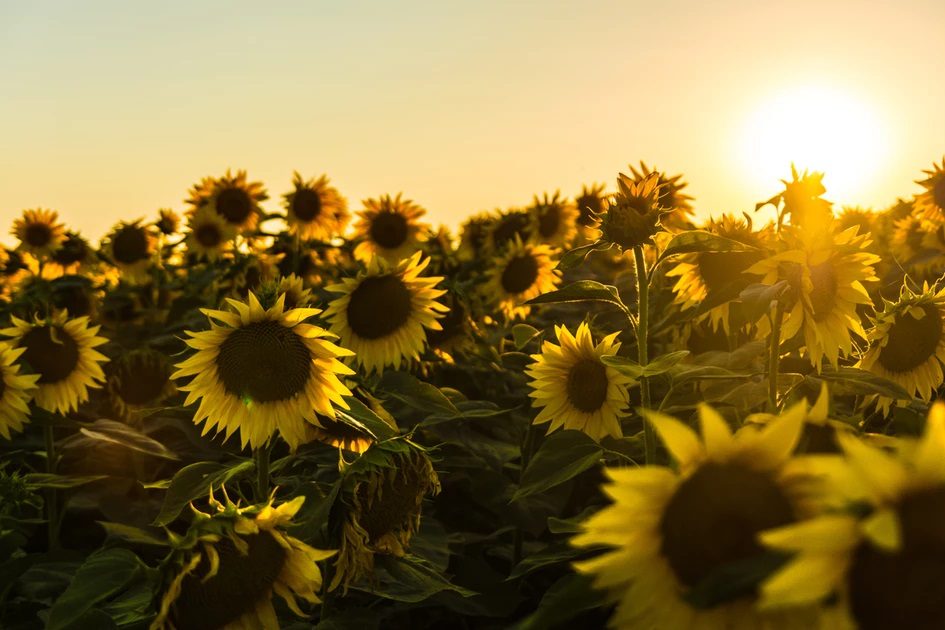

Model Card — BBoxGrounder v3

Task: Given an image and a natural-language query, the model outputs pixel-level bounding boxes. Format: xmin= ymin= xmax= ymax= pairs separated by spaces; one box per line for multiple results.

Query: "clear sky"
xmin=1 ymin=0 xmax=943 ymax=243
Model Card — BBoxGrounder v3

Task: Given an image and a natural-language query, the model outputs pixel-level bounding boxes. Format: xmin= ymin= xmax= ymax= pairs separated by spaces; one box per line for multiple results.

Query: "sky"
xmin=1 ymin=0 xmax=943 ymax=243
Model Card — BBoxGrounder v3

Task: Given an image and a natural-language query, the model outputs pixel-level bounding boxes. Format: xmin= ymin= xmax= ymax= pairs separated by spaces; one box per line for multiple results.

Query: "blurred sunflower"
xmin=187 ymin=169 xmax=268 ymax=234
xmin=184 ymin=205 xmax=235 ymax=261
xmin=102 ymin=220 xmax=157 ymax=283
xmin=424 ymin=292 xmax=477 ymax=362
xmin=760 ymin=404 xmax=945 ymax=628
xmin=283 ymin=172 xmax=349 ymax=241
xmin=484 ymin=236 xmax=560 ymax=320
xmin=173 ymin=292 xmax=354 ymax=450
xmin=0 ymin=312 xmax=108 ymax=414
xmin=858 ymin=282 xmax=945 ymax=412
xmin=274 ymin=274 xmax=313 ymax=310
xmin=780 ymin=166 xmax=834 ymax=233
xmin=325 ymin=251 xmax=447 ymax=374
xmin=155 ymin=208 xmax=180 ymax=236
xmin=914 ymin=156 xmax=945 ymax=222
xmin=331 ymin=443 xmax=440 ymax=593
xmin=152 ymin=494 xmax=335 ymax=630
xmin=597 ymin=171 xmax=668 ymax=251
xmin=12 ymin=209 xmax=65 ymax=259
xmin=0 ymin=249 xmax=34 ymax=298
xmin=628 ymin=162 xmax=694 ymax=230
xmin=526 ymin=322 xmax=633 ymax=442
xmin=45 ymin=231 xmax=94 ymax=278
xmin=890 ymin=215 xmax=930 ymax=271
xmin=48 ymin=275 xmax=98 ymax=319
xmin=573 ymin=403 xmax=817 ymax=628
xmin=529 ymin=191 xmax=577 ymax=247
xmin=353 ymin=194 xmax=429 ymax=264
xmin=456 ymin=212 xmax=493 ymax=261
xmin=486 ymin=209 xmax=535 ymax=253
xmin=106 ymin=348 xmax=176 ymax=420
xmin=837 ymin=206 xmax=875 ymax=237
xmin=0 ymin=344 xmax=40 ymax=440
xmin=575 ymin=183 xmax=608 ymax=228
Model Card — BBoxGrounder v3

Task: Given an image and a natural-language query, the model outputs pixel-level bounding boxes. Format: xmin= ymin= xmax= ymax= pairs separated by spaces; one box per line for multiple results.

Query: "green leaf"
xmin=555 ymin=240 xmax=612 ymax=271
xmin=657 ymin=230 xmax=760 ymax=264
xmin=23 ymin=473 xmax=108 ymax=489
xmin=378 ymin=371 xmax=459 ymax=416
xmin=336 ymin=396 xmax=397 ymax=441
xmin=46 ymin=548 xmax=142 ymax=630
xmin=152 ymin=460 xmax=255 ymax=526
xmin=508 ymin=542 xmax=600 ymax=579
xmin=684 ymin=551 xmax=789 ymax=609
xmin=512 ymin=430 xmax=603 ymax=501
xmin=364 ymin=554 xmax=475 ymax=603
xmin=79 ymin=419 xmax=179 ymax=460
xmin=736 ymin=281 xmax=789 ymax=322
xmin=600 ymin=350 xmax=689 ymax=379
xmin=812 ymin=367 xmax=912 ymax=401
xmin=525 ymin=280 xmax=629 ymax=315
xmin=512 ymin=573 xmax=605 ymax=630
xmin=599 ymin=354 xmax=644 ymax=379
xmin=511 ymin=324 xmax=541 ymax=350
xmin=97 ymin=521 xmax=168 ymax=547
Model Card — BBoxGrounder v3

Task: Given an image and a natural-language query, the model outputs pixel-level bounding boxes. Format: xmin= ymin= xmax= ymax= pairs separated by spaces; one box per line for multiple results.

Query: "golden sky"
xmin=1 ymin=0 xmax=943 ymax=242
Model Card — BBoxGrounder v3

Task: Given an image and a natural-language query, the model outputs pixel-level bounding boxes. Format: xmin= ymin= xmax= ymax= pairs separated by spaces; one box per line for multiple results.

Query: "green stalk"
xmin=254 ymin=444 xmax=270 ymax=503
xmin=633 ymin=246 xmax=655 ymax=465
xmin=767 ymin=301 xmax=785 ymax=412
xmin=43 ymin=424 xmax=59 ymax=551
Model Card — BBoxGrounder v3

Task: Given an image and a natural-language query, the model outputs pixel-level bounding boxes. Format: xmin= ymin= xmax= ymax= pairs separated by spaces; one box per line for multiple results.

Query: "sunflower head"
xmin=283 ymin=172 xmax=349 ymax=241
xmin=106 ymin=348 xmax=176 ymax=420
xmin=628 ymin=162 xmax=694 ymax=230
xmin=0 ymin=343 xmax=40 ymax=440
xmin=598 ymin=170 xmax=669 ymax=250
xmin=529 ymin=191 xmax=578 ymax=247
xmin=47 ymin=231 xmax=94 ymax=277
xmin=155 ymin=209 xmax=180 ymax=236
xmin=424 ymin=291 xmax=477 ymax=361
xmin=575 ymin=183 xmax=608 ymax=228
xmin=485 ymin=236 xmax=560 ymax=320
xmin=837 ymin=206 xmax=875 ymax=237
xmin=914 ymin=156 xmax=945 ymax=222
xmin=353 ymin=194 xmax=429 ymax=264
xmin=486 ymin=209 xmax=535 ymax=253
xmin=457 ymin=212 xmax=494 ymax=261
xmin=102 ymin=220 xmax=158 ymax=284
xmin=780 ymin=165 xmax=834 ymax=234
xmin=184 ymin=204 xmax=235 ymax=262
xmin=12 ymin=209 xmax=66 ymax=258
xmin=187 ymin=169 xmax=268 ymax=233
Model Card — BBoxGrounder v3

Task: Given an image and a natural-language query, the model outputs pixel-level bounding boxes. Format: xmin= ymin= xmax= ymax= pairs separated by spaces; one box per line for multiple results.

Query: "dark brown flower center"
xmin=369 ymin=212 xmax=409 ymax=249
xmin=2 ymin=250 xmax=27 ymax=275
xmin=21 ymin=326 xmax=80 ymax=384
xmin=576 ymin=194 xmax=603 ymax=227
xmin=492 ymin=213 xmax=532 ymax=249
xmin=501 ymin=255 xmax=539 ymax=294
xmin=808 ymin=261 xmax=837 ymax=321
xmin=877 ymin=304 xmax=942 ymax=373
xmin=172 ymin=532 xmax=287 ymax=630
xmin=660 ymin=462 xmax=794 ymax=589
xmin=537 ymin=205 xmax=561 ymax=239
xmin=52 ymin=234 xmax=87 ymax=265
xmin=216 ymin=320 xmax=311 ymax=403
xmin=195 ymin=223 xmax=223 ymax=248
xmin=566 ymin=358 xmax=609 ymax=412
xmin=216 ymin=187 xmax=253 ymax=225
xmin=933 ymin=177 xmax=945 ymax=212
xmin=51 ymin=278 xmax=93 ymax=317
xmin=292 ymin=188 xmax=323 ymax=222
xmin=346 ymin=274 xmax=413 ymax=340
xmin=114 ymin=354 xmax=169 ymax=405
xmin=24 ymin=223 xmax=52 ymax=248
xmin=112 ymin=226 xmax=150 ymax=264
xmin=847 ymin=487 xmax=945 ymax=630
xmin=698 ymin=251 xmax=761 ymax=292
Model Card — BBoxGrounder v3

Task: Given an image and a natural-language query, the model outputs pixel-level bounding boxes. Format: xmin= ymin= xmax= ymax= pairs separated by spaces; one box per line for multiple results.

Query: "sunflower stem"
xmin=632 ymin=246 xmax=655 ymax=465
xmin=254 ymin=444 xmax=271 ymax=503
xmin=767 ymin=300 xmax=785 ymax=412
xmin=43 ymin=423 xmax=60 ymax=551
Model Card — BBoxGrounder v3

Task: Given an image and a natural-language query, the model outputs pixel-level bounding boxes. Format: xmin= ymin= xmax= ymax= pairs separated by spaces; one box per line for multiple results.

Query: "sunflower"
xmin=858 ymin=281 xmax=945 ymax=412
xmin=780 ymin=166 xmax=834 ymax=233
xmin=273 ymin=274 xmax=313 ymax=310
xmin=152 ymin=494 xmax=335 ymax=630
xmin=529 ymin=191 xmax=578 ymax=247
xmin=760 ymin=403 xmax=945 ymax=628
xmin=102 ymin=220 xmax=158 ymax=283
xmin=173 ymin=292 xmax=354 ymax=450
xmin=187 ymin=169 xmax=268 ymax=234
xmin=914 ymin=156 xmax=945 ymax=222
xmin=283 ymin=172 xmax=349 ymax=241
xmin=0 ymin=249 xmax=35 ymax=298
xmin=330 ymin=443 xmax=440 ymax=593
xmin=572 ymin=403 xmax=820 ymax=628
xmin=486 ymin=209 xmax=535 ymax=253
xmin=836 ymin=207 xmax=875 ymax=237
xmin=575 ymin=183 xmax=608 ymax=228
xmin=0 ymin=311 xmax=108 ymax=414
xmin=525 ymin=323 xmax=634 ymax=442
xmin=0 ymin=344 xmax=40 ymax=440
xmin=597 ymin=170 xmax=668 ymax=251
xmin=456 ymin=211 xmax=493 ymax=261
xmin=424 ymin=292 xmax=477 ymax=362
xmin=12 ymin=209 xmax=65 ymax=259
xmin=665 ymin=214 xmax=770 ymax=334
xmin=890 ymin=215 xmax=930 ymax=272
xmin=106 ymin=349 xmax=176 ymax=420
xmin=184 ymin=205 xmax=235 ymax=261
xmin=483 ymin=236 xmax=560 ymax=320
xmin=748 ymin=225 xmax=880 ymax=368
xmin=324 ymin=251 xmax=447 ymax=374
xmin=155 ymin=208 xmax=180 ymax=236
xmin=628 ymin=162 xmax=694 ymax=231
xmin=44 ymin=231 xmax=94 ymax=278
xmin=353 ymin=194 xmax=429 ymax=264
xmin=48 ymin=275 xmax=99 ymax=319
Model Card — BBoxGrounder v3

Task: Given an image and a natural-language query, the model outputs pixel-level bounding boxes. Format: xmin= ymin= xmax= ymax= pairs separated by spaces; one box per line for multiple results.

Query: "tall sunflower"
xmin=324 ymin=251 xmax=448 ymax=374
xmin=780 ymin=166 xmax=834 ymax=233
xmin=187 ymin=169 xmax=268 ymax=234
xmin=283 ymin=172 xmax=349 ymax=241
xmin=628 ymin=162 xmax=694 ymax=231
xmin=573 ymin=403 xmax=819 ymax=628
xmin=483 ymin=236 xmax=560 ymax=320
xmin=529 ymin=191 xmax=578 ymax=247
xmin=597 ymin=171 xmax=668 ymax=251
xmin=0 ymin=344 xmax=40 ymax=440
xmin=152 ymin=494 xmax=335 ymax=630
xmin=760 ymin=403 xmax=945 ymax=628
xmin=526 ymin=323 xmax=634 ymax=442
xmin=184 ymin=205 xmax=235 ymax=261
xmin=0 ymin=312 xmax=108 ymax=414
xmin=914 ymin=156 xmax=945 ymax=222
xmin=353 ymin=194 xmax=429 ymax=264
xmin=106 ymin=348 xmax=176 ymax=420
xmin=102 ymin=220 xmax=158 ymax=284
xmin=173 ymin=292 xmax=354 ymax=450
xmin=12 ymin=209 xmax=65 ymax=259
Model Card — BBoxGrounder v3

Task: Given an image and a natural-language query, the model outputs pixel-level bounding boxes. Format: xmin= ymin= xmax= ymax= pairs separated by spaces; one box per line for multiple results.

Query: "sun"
xmin=738 ymin=85 xmax=889 ymax=204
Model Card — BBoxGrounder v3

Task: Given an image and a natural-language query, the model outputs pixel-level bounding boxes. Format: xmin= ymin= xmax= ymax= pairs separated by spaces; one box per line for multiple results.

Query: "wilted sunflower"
xmin=486 ymin=209 xmax=535 ymax=253
xmin=187 ymin=169 xmax=268 ymax=233
xmin=184 ymin=205 xmax=235 ymax=261
xmin=573 ymin=403 xmax=818 ymax=628
xmin=597 ymin=171 xmax=668 ymax=251
xmin=330 ymin=443 xmax=440 ymax=593
xmin=353 ymin=194 xmax=429 ymax=264
xmin=858 ymin=281 xmax=945 ymax=412
xmin=12 ymin=209 xmax=65 ymax=259
xmin=0 ymin=344 xmax=40 ymax=440
xmin=526 ymin=323 xmax=633 ymax=442
xmin=628 ymin=162 xmax=694 ymax=230
xmin=0 ymin=311 xmax=108 ymax=414
xmin=529 ymin=191 xmax=578 ymax=247
xmin=760 ymin=403 xmax=945 ymax=628
xmin=106 ymin=348 xmax=176 ymax=420
xmin=173 ymin=292 xmax=354 ymax=450
xmin=484 ymin=236 xmax=560 ymax=320
xmin=283 ymin=172 xmax=349 ymax=241
xmin=152 ymin=494 xmax=335 ymax=630
xmin=914 ymin=156 xmax=945 ymax=222
xmin=102 ymin=220 xmax=157 ymax=283
xmin=325 ymin=251 xmax=447 ymax=374
xmin=155 ymin=208 xmax=180 ymax=236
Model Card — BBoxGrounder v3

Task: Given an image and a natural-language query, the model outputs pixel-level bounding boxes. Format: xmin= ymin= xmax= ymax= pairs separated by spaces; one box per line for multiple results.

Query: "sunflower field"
xmin=2 ymin=159 xmax=945 ymax=629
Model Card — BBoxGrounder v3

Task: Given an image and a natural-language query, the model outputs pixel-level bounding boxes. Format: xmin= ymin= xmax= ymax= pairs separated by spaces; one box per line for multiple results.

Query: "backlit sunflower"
xmin=457 ymin=212 xmax=493 ymax=261
xmin=628 ymin=162 xmax=694 ymax=231
xmin=760 ymin=403 xmax=945 ymax=628
xmin=46 ymin=231 xmax=95 ymax=278
xmin=173 ymin=292 xmax=354 ymax=450
xmin=483 ymin=236 xmax=560 ymax=320
xmin=486 ymin=209 xmax=535 ymax=253
xmin=283 ymin=172 xmax=349 ymax=241
xmin=324 ymin=251 xmax=448 ymax=374
xmin=780 ymin=166 xmax=834 ymax=234
xmin=529 ymin=191 xmax=578 ymax=247
xmin=106 ymin=348 xmax=176 ymax=420
xmin=155 ymin=208 xmax=180 ymax=236
xmin=274 ymin=274 xmax=313 ymax=310
xmin=0 ymin=249 xmax=34 ymax=298
xmin=0 ymin=311 xmax=108 ymax=414
xmin=0 ymin=344 xmax=40 ymax=440
xmin=914 ymin=156 xmax=945 ymax=222
xmin=526 ymin=322 xmax=634 ymax=442
xmin=184 ymin=205 xmax=235 ymax=261
xmin=575 ymin=183 xmax=607 ymax=228
xmin=748 ymin=226 xmax=880 ymax=368
xmin=597 ymin=171 xmax=668 ymax=251
xmin=837 ymin=207 xmax=875 ymax=237
xmin=187 ymin=169 xmax=268 ymax=234
xmin=573 ymin=403 xmax=819 ymax=628
xmin=889 ymin=215 xmax=930 ymax=273
xmin=353 ymin=194 xmax=429 ymax=264
xmin=424 ymin=292 xmax=477 ymax=362
xmin=12 ymin=209 xmax=65 ymax=259
xmin=858 ymin=281 xmax=945 ymax=412
xmin=102 ymin=220 xmax=158 ymax=283
xmin=152 ymin=494 xmax=335 ymax=630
